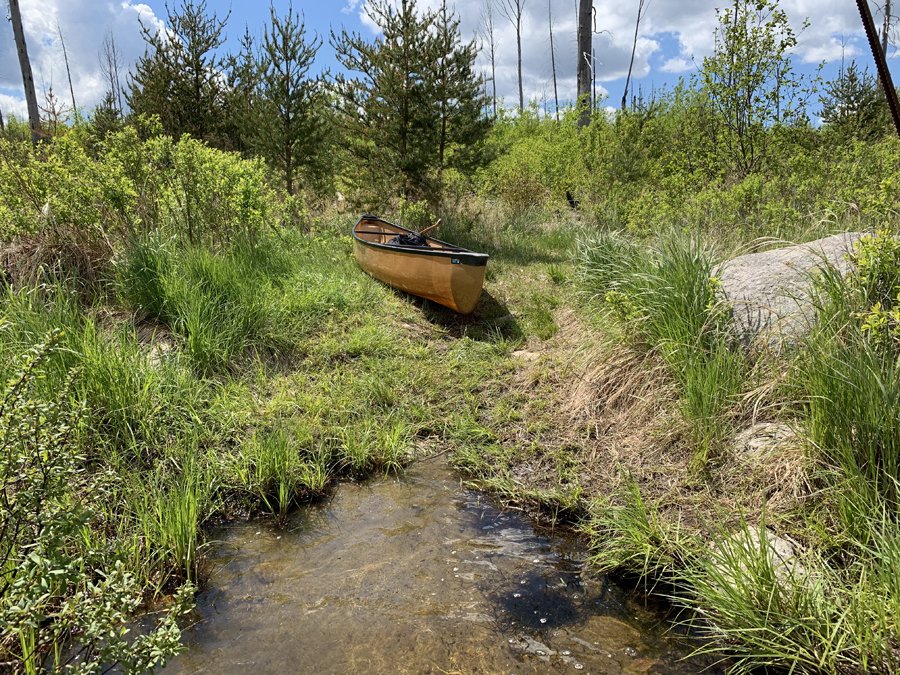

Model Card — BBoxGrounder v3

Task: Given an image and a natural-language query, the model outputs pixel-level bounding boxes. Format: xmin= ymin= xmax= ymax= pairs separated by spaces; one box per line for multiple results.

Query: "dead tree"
xmin=479 ymin=0 xmax=499 ymax=117
xmin=576 ymin=0 xmax=591 ymax=126
xmin=549 ymin=0 xmax=559 ymax=120
xmin=499 ymin=0 xmax=526 ymax=112
xmin=99 ymin=30 xmax=126 ymax=114
xmin=622 ymin=0 xmax=649 ymax=109
xmin=56 ymin=20 xmax=77 ymax=120
xmin=9 ymin=0 xmax=42 ymax=145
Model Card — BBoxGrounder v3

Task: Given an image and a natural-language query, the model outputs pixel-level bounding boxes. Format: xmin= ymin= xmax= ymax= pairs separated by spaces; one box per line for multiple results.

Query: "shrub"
xmin=0 ymin=333 xmax=192 ymax=673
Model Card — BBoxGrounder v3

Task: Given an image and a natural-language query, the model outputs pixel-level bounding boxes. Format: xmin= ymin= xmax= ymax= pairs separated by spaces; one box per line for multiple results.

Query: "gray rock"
xmin=711 ymin=527 xmax=806 ymax=587
xmin=715 ymin=232 xmax=865 ymax=348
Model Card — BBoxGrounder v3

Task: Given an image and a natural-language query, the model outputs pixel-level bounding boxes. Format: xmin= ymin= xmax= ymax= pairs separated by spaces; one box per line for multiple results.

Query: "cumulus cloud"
xmin=353 ymin=0 xmax=886 ymax=108
xmin=0 ymin=0 xmax=888 ymax=120
xmin=0 ymin=0 xmax=164 ymax=118
xmin=660 ymin=57 xmax=694 ymax=74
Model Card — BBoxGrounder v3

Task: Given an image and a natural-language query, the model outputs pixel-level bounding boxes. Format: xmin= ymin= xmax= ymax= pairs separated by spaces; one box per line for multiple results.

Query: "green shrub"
xmin=0 ymin=334 xmax=192 ymax=673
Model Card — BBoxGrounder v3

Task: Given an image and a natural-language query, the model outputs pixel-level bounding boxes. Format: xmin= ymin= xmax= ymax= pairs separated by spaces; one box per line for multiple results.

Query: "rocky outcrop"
xmin=716 ymin=232 xmax=864 ymax=348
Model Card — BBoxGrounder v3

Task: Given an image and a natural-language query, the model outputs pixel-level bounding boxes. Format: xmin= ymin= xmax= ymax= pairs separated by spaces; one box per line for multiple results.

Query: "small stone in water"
xmin=513 ymin=593 xmax=521 ymax=598
xmin=509 ymin=638 xmax=516 ymax=644
xmin=520 ymin=580 xmax=527 ymax=585
xmin=536 ymin=650 xmax=546 ymax=656
xmin=256 ymin=532 xmax=261 ymax=535
xmin=533 ymin=559 xmax=540 ymax=563
xmin=561 ymin=650 xmax=571 ymax=656
xmin=276 ymin=536 xmax=281 ymax=540
xmin=540 ymin=618 xmax=547 ymax=624
xmin=453 ymin=567 xmax=459 ymax=571
xmin=451 ymin=550 xmax=457 ymax=554
xmin=574 ymin=664 xmax=584 ymax=671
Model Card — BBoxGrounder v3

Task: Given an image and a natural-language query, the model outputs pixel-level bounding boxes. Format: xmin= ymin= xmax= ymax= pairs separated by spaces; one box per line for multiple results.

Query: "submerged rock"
xmin=716 ymin=232 xmax=864 ymax=348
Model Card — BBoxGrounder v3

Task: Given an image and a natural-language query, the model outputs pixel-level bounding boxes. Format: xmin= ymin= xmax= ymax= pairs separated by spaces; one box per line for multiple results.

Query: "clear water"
xmin=162 ymin=457 xmax=719 ymax=675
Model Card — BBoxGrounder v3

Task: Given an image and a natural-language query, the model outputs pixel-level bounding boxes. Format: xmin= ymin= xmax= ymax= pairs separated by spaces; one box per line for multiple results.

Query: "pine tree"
xmin=331 ymin=0 xmax=488 ymax=204
xmin=820 ymin=60 xmax=891 ymax=142
xmin=431 ymin=0 xmax=490 ymax=187
xmin=91 ymin=91 xmax=123 ymax=140
xmin=254 ymin=4 xmax=325 ymax=196
xmin=127 ymin=0 xmax=230 ymax=145
xmin=220 ymin=28 xmax=261 ymax=156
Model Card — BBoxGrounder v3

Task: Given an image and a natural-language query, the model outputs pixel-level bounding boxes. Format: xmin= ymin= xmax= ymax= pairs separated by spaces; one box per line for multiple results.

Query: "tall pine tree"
xmin=127 ymin=0 xmax=230 ymax=145
xmin=331 ymin=0 xmax=488 ymax=204
xmin=432 ymin=0 xmax=490 ymax=188
xmin=255 ymin=4 xmax=325 ymax=196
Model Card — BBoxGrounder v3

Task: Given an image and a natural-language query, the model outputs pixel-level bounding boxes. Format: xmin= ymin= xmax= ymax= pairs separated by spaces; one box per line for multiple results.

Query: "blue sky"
xmin=0 ymin=0 xmax=894 ymax=120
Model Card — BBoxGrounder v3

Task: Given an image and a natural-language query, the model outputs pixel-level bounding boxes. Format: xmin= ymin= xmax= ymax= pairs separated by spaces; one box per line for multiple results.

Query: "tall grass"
xmin=577 ymin=230 xmax=747 ymax=466
xmin=672 ymin=510 xmax=900 ymax=675
xmin=232 ymin=426 xmax=329 ymax=524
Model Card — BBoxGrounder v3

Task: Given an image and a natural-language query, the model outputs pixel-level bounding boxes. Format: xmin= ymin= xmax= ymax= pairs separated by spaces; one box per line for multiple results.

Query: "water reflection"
xmin=163 ymin=457 xmax=719 ymax=674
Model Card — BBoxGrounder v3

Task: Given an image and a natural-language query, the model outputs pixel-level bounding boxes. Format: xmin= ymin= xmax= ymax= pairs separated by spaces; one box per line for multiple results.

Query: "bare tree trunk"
xmin=499 ymin=0 xmax=526 ymax=112
xmin=100 ymin=30 xmax=125 ymax=115
xmin=56 ymin=20 xmax=77 ymax=121
xmin=9 ymin=0 xmax=41 ymax=146
xmin=883 ymin=0 xmax=892 ymax=55
xmin=576 ymin=0 xmax=592 ymax=126
xmin=480 ymin=0 xmax=499 ymax=117
xmin=549 ymin=0 xmax=559 ymax=121
xmin=0 ymin=104 xmax=5 ymax=132
xmin=622 ymin=0 xmax=646 ymax=110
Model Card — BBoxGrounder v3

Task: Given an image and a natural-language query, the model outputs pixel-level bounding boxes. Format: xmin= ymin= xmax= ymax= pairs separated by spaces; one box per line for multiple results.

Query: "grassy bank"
xmin=0 ymin=140 xmax=577 ymax=670
xmin=451 ymin=222 xmax=900 ymax=674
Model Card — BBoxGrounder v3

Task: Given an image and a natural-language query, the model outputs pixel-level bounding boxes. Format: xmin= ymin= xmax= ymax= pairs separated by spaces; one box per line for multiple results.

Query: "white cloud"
xmin=0 ymin=93 xmax=28 ymax=120
xmin=660 ymin=57 xmax=694 ymax=74
xmin=343 ymin=0 xmax=364 ymax=15
xmin=0 ymin=0 xmax=165 ymax=118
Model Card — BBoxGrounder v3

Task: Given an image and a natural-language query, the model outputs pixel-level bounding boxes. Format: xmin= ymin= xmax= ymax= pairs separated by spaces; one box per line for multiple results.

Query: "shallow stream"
xmin=162 ymin=457 xmax=718 ymax=674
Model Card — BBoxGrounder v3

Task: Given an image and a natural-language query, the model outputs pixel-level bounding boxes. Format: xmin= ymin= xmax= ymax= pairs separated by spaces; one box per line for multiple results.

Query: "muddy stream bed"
xmin=162 ymin=457 xmax=719 ymax=674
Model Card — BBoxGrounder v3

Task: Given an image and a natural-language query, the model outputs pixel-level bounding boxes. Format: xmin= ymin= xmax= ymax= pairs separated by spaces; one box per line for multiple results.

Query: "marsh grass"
xmin=672 ymin=509 xmax=900 ymax=675
xmin=585 ymin=478 xmax=694 ymax=584
xmin=577 ymin=230 xmax=748 ymax=467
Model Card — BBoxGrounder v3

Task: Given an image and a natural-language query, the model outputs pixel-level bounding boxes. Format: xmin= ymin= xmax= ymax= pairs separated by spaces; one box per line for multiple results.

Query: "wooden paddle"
xmin=418 ymin=218 xmax=442 ymax=236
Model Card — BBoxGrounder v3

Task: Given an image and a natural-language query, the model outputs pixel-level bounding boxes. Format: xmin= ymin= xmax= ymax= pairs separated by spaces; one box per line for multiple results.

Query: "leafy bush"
xmin=0 ymin=333 xmax=192 ymax=673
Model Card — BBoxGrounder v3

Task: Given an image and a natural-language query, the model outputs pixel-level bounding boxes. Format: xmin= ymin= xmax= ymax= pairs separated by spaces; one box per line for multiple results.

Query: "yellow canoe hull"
xmin=352 ymin=216 xmax=488 ymax=315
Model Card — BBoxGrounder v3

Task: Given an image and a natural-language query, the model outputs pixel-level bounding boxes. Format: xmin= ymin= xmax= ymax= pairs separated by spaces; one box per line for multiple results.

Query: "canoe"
xmin=352 ymin=215 xmax=489 ymax=314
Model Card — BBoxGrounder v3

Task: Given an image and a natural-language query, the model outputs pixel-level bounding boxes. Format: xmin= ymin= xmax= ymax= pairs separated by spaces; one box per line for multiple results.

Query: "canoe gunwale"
xmin=352 ymin=216 xmax=489 ymax=267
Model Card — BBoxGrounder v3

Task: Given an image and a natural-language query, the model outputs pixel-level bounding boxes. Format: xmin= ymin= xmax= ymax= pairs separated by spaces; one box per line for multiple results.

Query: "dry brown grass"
xmin=467 ymin=305 xmax=813 ymax=536
xmin=0 ymin=224 xmax=113 ymax=297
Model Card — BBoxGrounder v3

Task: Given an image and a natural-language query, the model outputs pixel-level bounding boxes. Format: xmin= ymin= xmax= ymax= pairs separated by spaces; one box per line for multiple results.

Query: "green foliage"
xmin=697 ymin=0 xmax=818 ymax=176
xmin=253 ymin=5 xmax=328 ymax=196
xmin=819 ymin=61 xmax=891 ymax=143
xmin=331 ymin=0 xmax=489 ymax=205
xmin=0 ymin=335 xmax=192 ymax=673
xmin=127 ymin=0 xmax=231 ymax=145
xmin=397 ymin=195 xmax=435 ymax=231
